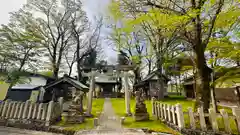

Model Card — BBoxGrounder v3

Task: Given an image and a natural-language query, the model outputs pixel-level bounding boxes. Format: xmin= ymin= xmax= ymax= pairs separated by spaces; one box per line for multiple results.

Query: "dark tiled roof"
xmin=44 ymin=75 xmax=89 ymax=92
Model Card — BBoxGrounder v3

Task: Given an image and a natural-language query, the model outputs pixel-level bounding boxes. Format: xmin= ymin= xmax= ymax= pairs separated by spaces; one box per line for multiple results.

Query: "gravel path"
xmin=75 ymin=98 xmax=145 ymax=135
xmin=0 ymin=127 xmax=62 ymax=135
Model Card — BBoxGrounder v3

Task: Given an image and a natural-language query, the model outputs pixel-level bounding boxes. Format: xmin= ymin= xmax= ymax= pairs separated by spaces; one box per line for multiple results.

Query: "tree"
xmin=75 ymin=16 xmax=103 ymax=81
xmin=110 ymin=0 xmax=240 ymax=110
xmin=22 ymin=0 xmax=88 ymax=79
xmin=0 ymin=10 xmax=43 ymax=72
xmin=64 ymin=45 xmax=77 ymax=76
xmin=109 ymin=0 xmax=184 ymax=99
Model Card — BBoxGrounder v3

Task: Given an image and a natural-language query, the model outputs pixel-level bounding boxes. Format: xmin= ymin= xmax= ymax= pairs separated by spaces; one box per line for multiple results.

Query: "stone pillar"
xmin=86 ymin=70 xmax=96 ymax=116
xmin=58 ymin=97 xmax=64 ymax=113
xmin=93 ymin=118 xmax=99 ymax=127
xmin=22 ymin=100 xmax=30 ymax=119
xmin=45 ymin=101 xmax=54 ymax=126
xmin=124 ymin=71 xmax=131 ymax=116
xmin=39 ymin=87 xmax=45 ymax=102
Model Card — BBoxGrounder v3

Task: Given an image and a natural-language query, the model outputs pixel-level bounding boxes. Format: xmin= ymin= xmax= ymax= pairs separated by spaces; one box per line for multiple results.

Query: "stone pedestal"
xmin=63 ymin=91 xmax=85 ymax=124
xmin=63 ymin=104 xmax=84 ymax=124
xmin=134 ymin=91 xmax=149 ymax=121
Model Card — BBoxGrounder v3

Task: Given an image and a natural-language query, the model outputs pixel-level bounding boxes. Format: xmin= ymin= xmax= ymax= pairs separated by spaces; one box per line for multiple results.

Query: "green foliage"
xmin=38 ymin=71 xmax=54 ymax=78
xmin=7 ymin=70 xmax=31 ymax=85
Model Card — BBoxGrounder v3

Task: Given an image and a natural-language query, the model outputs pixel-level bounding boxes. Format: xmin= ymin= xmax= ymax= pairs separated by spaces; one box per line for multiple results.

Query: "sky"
xmin=0 ymin=0 xmax=117 ymax=64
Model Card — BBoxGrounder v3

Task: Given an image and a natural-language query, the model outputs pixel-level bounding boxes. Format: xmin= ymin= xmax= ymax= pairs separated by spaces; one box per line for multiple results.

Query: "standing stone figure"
xmin=134 ymin=89 xmax=149 ymax=121
xmin=64 ymin=90 xmax=84 ymax=123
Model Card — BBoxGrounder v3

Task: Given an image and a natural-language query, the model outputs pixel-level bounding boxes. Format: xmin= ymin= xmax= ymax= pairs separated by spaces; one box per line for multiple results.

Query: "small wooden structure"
xmin=43 ymin=75 xmax=89 ymax=103
xmin=134 ymin=71 xmax=170 ymax=99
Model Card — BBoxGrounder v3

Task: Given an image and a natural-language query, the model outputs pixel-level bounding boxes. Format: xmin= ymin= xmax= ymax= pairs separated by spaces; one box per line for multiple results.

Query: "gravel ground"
xmin=0 ymin=127 xmax=63 ymax=135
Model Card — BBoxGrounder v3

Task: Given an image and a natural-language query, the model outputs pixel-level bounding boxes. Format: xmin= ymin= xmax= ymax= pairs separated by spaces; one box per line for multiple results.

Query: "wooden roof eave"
xmin=44 ymin=77 xmax=89 ymax=92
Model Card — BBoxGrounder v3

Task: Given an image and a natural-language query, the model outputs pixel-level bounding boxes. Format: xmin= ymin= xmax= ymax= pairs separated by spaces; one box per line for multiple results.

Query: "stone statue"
xmin=134 ymin=89 xmax=149 ymax=121
xmin=63 ymin=90 xmax=85 ymax=124
xmin=71 ymin=90 xmax=84 ymax=113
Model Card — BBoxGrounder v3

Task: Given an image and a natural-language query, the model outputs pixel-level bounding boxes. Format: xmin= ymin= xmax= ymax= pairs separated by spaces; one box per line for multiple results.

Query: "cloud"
xmin=0 ymin=0 xmax=26 ymax=25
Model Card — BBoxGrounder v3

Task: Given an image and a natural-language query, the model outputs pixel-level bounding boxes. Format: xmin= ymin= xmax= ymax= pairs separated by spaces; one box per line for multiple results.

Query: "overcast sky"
xmin=0 ymin=0 xmax=116 ymax=64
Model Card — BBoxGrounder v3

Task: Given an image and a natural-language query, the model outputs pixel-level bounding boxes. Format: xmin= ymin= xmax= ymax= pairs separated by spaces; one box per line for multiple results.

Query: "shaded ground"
xmin=0 ymin=127 xmax=62 ymax=135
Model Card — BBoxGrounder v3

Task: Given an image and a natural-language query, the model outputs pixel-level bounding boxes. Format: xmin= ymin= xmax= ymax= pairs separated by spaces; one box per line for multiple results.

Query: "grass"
xmin=111 ymin=98 xmax=180 ymax=135
xmin=56 ymin=98 xmax=104 ymax=131
xmin=111 ymin=97 xmax=238 ymax=134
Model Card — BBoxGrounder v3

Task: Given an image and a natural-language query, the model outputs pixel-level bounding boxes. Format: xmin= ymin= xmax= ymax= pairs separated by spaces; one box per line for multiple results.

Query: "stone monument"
xmin=63 ymin=90 xmax=84 ymax=123
xmin=134 ymin=89 xmax=149 ymax=121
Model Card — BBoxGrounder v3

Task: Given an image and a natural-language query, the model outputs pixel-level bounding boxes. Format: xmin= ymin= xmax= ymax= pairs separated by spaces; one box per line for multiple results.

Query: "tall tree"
xmin=22 ymin=0 xmax=88 ymax=79
xmin=109 ymin=0 xmax=183 ymax=99
xmin=110 ymin=0 xmax=240 ymax=110
xmin=0 ymin=10 xmax=43 ymax=72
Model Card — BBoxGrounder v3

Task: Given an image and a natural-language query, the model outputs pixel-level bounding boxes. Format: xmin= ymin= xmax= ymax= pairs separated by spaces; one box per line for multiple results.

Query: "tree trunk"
xmin=68 ymin=67 xmax=73 ymax=76
xmin=53 ymin=67 xmax=59 ymax=79
xmin=194 ymin=46 xmax=212 ymax=112
xmin=156 ymin=53 xmax=164 ymax=99
xmin=133 ymin=66 xmax=141 ymax=93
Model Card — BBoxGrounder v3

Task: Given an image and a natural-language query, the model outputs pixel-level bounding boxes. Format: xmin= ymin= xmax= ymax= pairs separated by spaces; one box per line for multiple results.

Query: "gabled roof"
xmin=142 ymin=70 xmax=170 ymax=82
xmin=44 ymin=75 xmax=89 ymax=92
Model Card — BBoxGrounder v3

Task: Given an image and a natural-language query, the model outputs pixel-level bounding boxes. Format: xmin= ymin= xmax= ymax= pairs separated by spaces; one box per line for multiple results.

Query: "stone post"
xmin=58 ymin=97 xmax=64 ymax=113
xmin=2 ymin=101 xmax=8 ymax=118
xmin=14 ymin=102 xmax=20 ymax=118
xmin=151 ymin=97 xmax=156 ymax=116
xmin=120 ymin=117 xmax=125 ymax=125
xmin=22 ymin=100 xmax=30 ymax=119
xmin=6 ymin=102 xmax=13 ymax=118
xmin=198 ymin=106 xmax=207 ymax=131
xmin=93 ymin=118 xmax=98 ymax=127
xmin=27 ymin=102 xmax=34 ymax=119
xmin=39 ymin=87 xmax=46 ymax=102
xmin=209 ymin=108 xmax=218 ymax=132
xmin=220 ymin=109 xmax=231 ymax=134
xmin=124 ymin=71 xmax=131 ymax=116
xmin=45 ymin=101 xmax=54 ymax=126
xmin=10 ymin=102 xmax=16 ymax=118
xmin=188 ymin=107 xmax=196 ymax=129
xmin=86 ymin=70 xmax=96 ymax=116
xmin=32 ymin=103 xmax=38 ymax=119
xmin=41 ymin=104 xmax=47 ymax=120
xmin=37 ymin=103 xmax=43 ymax=120
xmin=232 ymin=107 xmax=240 ymax=133
xmin=175 ymin=103 xmax=185 ymax=129
xmin=18 ymin=103 xmax=24 ymax=119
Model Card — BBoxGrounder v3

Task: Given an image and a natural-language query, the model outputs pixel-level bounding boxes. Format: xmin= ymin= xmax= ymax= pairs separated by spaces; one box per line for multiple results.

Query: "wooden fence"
xmin=152 ymin=98 xmax=240 ymax=134
xmin=0 ymin=97 xmax=63 ymax=126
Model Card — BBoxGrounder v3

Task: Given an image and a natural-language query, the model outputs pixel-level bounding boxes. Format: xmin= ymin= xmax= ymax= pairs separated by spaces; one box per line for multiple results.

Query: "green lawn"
xmin=111 ymin=98 xmax=180 ymax=135
xmin=56 ymin=98 xmax=104 ymax=131
xmin=111 ymin=97 xmax=238 ymax=134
